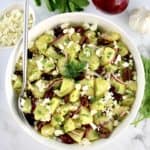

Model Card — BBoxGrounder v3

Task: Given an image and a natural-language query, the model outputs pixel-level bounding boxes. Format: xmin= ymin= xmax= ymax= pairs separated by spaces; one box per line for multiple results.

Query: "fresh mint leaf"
xmin=133 ymin=56 xmax=150 ymax=125
xmin=71 ymin=0 xmax=89 ymax=7
xmin=56 ymin=0 xmax=67 ymax=13
xmin=44 ymin=0 xmax=55 ymax=11
xmin=35 ymin=0 xmax=89 ymax=13
xmin=34 ymin=0 xmax=42 ymax=6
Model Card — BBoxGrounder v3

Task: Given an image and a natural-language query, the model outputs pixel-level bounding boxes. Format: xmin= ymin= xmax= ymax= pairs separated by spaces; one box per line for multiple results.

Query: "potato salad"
xmin=12 ymin=23 xmax=137 ymax=144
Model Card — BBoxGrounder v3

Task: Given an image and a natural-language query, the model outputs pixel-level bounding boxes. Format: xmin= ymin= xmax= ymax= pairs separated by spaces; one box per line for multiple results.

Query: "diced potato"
xmin=80 ymin=79 xmax=94 ymax=96
xmin=28 ymin=80 xmax=48 ymax=98
xmin=101 ymin=47 xmax=116 ymax=65
xmin=68 ymin=129 xmax=84 ymax=143
xmin=101 ymin=32 xmax=121 ymax=42
xmin=95 ymin=77 xmax=110 ymax=98
xmin=69 ymin=89 xmax=80 ymax=102
xmin=35 ymin=34 xmax=54 ymax=52
xmin=89 ymin=54 xmax=100 ymax=71
xmin=111 ymin=78 xmax=125 ymax=94
xmin=55 ymin=78 xmax=75 ymax=97
xmin=71 ymin=33 xmax=81 ymax=43
xmin=50 ymin=113 xmax=64 ymax=127
xmin=64 ymin=118 xmax=76 ymax=132
xmin=48 ymin=97 xmax=61 ymax=114
xmin=85 ymin=128 xmax=99 ymax=141
xmin=27 ymin=59 xmax=42 ymax=82
xmin=118 ymin=41 xmax=128 ymax=56
xmin=33 ymin=104 xmax=50 ymax=121
xmin=91 ymin=100 xmax=105 ymax=111
xmin=41 ymin=124 xmax=55 ymax=137
xmin=12 ymin=75 xmax=22 ymax=90
xmin=46 ymin=46 xmax=61 ymax=59
xmin=85 ymin=30 xmax=97 ymax=44
xmin=79 ymin=107 xmax=93 ymax=125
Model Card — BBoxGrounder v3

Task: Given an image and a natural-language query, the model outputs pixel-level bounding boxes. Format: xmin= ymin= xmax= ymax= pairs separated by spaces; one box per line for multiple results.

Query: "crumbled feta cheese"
xmin=58 ymin=44 xmax=65 ymax=50
xmin=67 ymin=41 xmax=81 ymax=52
xmin=20 ymin=98 xmax=25 ymax=107
xmin=85 ymin=63 xmax=89 ymax=70
xmin=70 ymin=105 xmax=78 ymax=111
xmin=129 ymin=59 xmax=133 ymax=64
xmin=46 ymin=30 xmax=54 ymax=36
xmin=28 ymin=41 xmax=34 ymax=49
xmin=12 ymin=74 xmax=17 ymax=81
xmin=96 ymin=48 xmax=103 ymax=57
xmin=123 ymin=96 xmax=127 ymax=99
xmin=42 ymin=98 xmax=50 ymax=105
xmin=84 ymin=51 xmax=91 ymax=57
xmin=52 ymin=69 xmax=59 ymax=76
xmin=114 ymin=55 xmax=121 ymax=64
xmin=36 ymin=56 xmax=44 ymax=70
xmin=75 ymin=44 xmax=81 ymax=52
xmin=87 ymin=44 xmax=96 ymax=48
xmin=82 ymin=85 xmax=89 ymax=91
xmin=104 ymin=92 xmax=113 ymax=101
xmin=91 ymin=110 xmax=97 ymax=116
xmin=54 ymin=130 xmax=64 ymax=136
xmin=90 ymin=123 xmax=97 ymax=130
xmin=106 ymin=110 xmax=113 ymax=119
xmin=115 ymin=73 xmax=121 ymax=77
xmin=63 ymin=28 xmax=75 ymax=36
xmin=67 ymin=41 xmax=73 ymax=48
xmin=88 ymin=96 xmax=92 ymax=99
xmin=72 ymin=114 xmax=79 ymax=119
xmin=90 ymin=24 xmax=98 ymax=31
xmin=80 ymin=138 xmax=91 ymax=145
xmin=133 ymin=74 xmax=137 ymax=80
xmin=82 ymin=44 xmax=86 ymax=49
xmin=122 ymin=62 xmax=129 ymax=67
xmin=35 ymin=80 xmax=47 ymax=92
xmin=83 ymin=23 xmax=90 ymax=30
xmin=114 ymin=120 xmax=119 ymax=126
xmin=61 ymin=23 xmax=70 ymax=29
xmin=113 ymin=41 xmax=119 ymax=49
xmin=85 ymin=75 xmax=91 ymax=79
xmin=75 ymin=84 xmax=81 ymax=90
xmin=0 ymin=9 xmax=33 ymax=46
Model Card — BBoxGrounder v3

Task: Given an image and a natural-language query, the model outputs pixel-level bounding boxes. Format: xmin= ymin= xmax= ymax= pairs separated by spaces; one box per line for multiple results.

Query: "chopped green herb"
xmin=62 ymin=60 xmax=86 ymax=78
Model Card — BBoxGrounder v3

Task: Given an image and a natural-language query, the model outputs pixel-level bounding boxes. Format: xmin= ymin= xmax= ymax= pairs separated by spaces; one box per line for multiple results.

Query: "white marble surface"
xmin=0 ymin=0 xmax=150 ymax=150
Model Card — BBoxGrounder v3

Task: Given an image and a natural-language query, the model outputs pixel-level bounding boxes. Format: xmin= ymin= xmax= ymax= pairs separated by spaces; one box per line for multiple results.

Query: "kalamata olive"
xmin=122 ymin=68 xmax=133 ymax=81
xmin=80 ymin=95 xmax=90 ymax=107
xmin=54 ymin=26 xmax=63 ymax=37
xmin=59 ymin=134 xmax=75 ymax=144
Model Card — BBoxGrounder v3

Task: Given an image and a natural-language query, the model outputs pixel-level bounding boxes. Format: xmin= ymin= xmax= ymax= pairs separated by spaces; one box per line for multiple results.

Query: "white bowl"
xmin=5 ymin=13 xmax=145 ymax=150
xmin=0 ymin=2 xmax=36 ymax=49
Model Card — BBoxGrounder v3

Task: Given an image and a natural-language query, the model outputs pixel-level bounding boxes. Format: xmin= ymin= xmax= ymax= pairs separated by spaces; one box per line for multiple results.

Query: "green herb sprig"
xmin=34 ymin=0 xmax=89 ymax=13
xmin=133 ymin=56 xmax=150 ymax=125
xmin=62 ymin=60 xmax=86 ymax=78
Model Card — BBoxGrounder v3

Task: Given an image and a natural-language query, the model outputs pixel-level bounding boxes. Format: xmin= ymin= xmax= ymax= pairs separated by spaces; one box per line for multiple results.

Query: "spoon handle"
xmin=22 ymin=0 xmax=29 ymax=90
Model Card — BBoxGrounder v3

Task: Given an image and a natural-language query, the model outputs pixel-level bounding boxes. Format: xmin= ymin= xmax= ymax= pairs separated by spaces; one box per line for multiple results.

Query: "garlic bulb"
xmin=129 ymin=7 xmax=150 ymax=34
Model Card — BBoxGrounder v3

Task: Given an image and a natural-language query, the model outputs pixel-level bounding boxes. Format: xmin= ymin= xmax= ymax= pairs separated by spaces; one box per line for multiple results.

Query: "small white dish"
xmin=0 ymin=2 xmax=36 ymax=49
xmin=5 ymin=13 xmax=145 ymax=150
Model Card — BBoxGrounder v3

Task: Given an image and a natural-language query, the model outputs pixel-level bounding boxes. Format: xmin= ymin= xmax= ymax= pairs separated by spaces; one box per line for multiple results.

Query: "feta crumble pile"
xmin=0 ymin=9 xmax=33 ymax=47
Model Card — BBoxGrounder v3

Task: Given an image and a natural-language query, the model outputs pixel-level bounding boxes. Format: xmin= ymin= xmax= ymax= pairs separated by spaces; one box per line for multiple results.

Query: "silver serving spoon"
xmin=18 ymin=0 xmax=29 ymax=123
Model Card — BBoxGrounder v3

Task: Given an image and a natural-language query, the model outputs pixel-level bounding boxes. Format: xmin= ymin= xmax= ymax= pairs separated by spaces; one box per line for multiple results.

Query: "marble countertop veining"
xmin=0 ymin=0 xmax=150 ymax=150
